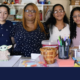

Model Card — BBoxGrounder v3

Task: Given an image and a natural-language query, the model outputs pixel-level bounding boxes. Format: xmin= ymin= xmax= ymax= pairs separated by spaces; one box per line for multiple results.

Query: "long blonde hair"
xmin=22 ymin=3 xmax=46 ymax=34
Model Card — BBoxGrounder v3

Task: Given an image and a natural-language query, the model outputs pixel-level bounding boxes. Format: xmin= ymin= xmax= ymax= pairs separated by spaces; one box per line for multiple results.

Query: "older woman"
xmin=10 ymin=3 xmax=49 ymax=57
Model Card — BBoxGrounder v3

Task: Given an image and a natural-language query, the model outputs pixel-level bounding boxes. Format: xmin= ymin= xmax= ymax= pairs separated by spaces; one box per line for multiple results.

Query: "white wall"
xmin=47 ymin=0 xmax=70 ymax=18
xmin=0 ymin=0 xmax=2 ymax=3
xmin=0 ymin=0 xmax=70 ymax=18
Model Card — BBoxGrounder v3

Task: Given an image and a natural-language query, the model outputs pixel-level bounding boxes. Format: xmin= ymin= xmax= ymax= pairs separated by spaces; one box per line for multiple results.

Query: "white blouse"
xmin=49 ymin=24 xmax=70 ymax=44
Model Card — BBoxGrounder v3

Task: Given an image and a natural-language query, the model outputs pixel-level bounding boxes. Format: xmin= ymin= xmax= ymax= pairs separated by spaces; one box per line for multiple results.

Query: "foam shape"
xmin=56 ymin=56 xmax=74 ymax=67
xmin=74 ymin=63 xmax=80 ymax=67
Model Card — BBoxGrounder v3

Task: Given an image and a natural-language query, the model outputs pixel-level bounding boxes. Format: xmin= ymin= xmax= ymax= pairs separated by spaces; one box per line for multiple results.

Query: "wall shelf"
xmin=6 ymin=4 xmax=54 ymax=22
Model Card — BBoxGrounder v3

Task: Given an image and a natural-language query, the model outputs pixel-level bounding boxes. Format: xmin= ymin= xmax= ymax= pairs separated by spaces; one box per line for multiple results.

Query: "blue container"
xmin=39 ymin=0 xmax=46 ymax=4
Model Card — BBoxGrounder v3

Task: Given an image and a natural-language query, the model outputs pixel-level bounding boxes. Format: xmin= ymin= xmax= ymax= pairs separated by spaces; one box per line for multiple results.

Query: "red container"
xmin=41 ymin=40 xmax=58 ymax=50
xmin=39 ymin=10 xmax=42 ymax=21
xmin=15 ymin=0 xmax=19 ymax=4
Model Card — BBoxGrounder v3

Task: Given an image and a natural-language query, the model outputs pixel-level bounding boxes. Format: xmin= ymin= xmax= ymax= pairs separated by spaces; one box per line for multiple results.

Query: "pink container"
xmin=41 ymin=40 xmax=58 ymax=50
xmin=15 ymin=0 xmax=21 ymax=4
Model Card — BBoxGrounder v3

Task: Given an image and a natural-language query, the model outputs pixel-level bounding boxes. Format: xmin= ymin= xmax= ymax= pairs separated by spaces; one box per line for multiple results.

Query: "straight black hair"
xmin=0 ymin=4 xmax=10 ymax=14
xmin=45 ymin=4 xmax=69 ymax=33
xmin=70 ymin=7 xmax=80 ymax=44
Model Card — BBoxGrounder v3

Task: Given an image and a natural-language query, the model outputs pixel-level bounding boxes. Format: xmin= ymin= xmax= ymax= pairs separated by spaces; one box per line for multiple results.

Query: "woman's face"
xmin=73 ymin=10 xmax=80 ymax=25
xmin=53 ymin=6 xmax=65 ymax=21
xmin=24 ymin=5 xmax=36 ymax=21
xmin=0 ymin=7 xmax=8 ymax=22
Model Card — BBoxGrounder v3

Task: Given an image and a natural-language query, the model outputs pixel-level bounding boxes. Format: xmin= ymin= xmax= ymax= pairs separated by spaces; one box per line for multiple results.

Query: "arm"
xmin=11 ymin=37 xmax=16 ymax=49
xmin=11 ymin=37 xmax=15 ymax=45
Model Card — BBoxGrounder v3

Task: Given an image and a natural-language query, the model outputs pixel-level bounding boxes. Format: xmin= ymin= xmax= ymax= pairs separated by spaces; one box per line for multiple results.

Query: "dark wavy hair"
xmin=0 ymin=4 xmax=10 ymax=14
xmin=70 ymin=7 xmax=80 ymax=44
xmin=45 ymin=4 xmax=69 ymax=33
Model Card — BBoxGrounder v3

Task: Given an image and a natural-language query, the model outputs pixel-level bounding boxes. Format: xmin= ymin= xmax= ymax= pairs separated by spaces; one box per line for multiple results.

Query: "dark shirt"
xmin=0 ymin=20 xmax=13 ymax=46
xmin=10 ymin=22 xmax=49 ymax=57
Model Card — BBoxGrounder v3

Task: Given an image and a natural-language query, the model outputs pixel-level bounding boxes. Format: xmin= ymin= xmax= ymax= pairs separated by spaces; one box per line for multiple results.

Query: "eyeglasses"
xmin=25 ymin=10 xmax=36 ymax=13
xmin=53 ymin=10 xmax=64 ymax=14
xmin=73 ymin=15 xmax=80 ymax=18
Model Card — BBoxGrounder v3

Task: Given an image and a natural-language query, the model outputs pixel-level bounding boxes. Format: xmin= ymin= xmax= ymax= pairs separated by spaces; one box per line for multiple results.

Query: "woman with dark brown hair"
xmin=10 ymin=3 xmax=49 ymax=57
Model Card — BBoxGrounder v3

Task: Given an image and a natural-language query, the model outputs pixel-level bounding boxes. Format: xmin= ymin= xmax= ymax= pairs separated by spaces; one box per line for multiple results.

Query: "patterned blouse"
xmin=0 ymin=20 xmax=13 ymax=46
xmin=10 ymin=22 xmax=49 ymax=57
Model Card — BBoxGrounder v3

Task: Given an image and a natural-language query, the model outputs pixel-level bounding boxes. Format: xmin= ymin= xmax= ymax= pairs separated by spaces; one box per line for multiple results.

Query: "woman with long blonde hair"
xmin=10 ymin=3 xmax=49 ymax=57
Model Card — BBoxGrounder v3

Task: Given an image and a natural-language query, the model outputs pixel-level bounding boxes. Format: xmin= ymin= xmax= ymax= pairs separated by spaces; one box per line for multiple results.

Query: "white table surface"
xmin=18 ymin=57 xmax=59 ymax=67
xmin=0 ymin=56 xmax=21 ymax=67
xmin=0 ymin=56 xmax=59 ymax=67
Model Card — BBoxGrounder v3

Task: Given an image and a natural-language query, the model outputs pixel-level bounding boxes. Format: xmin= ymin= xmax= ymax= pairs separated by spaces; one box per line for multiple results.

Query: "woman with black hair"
xmin=45 ymin=4 xmax=70 ymax=43
xmin=70 ymin=7 xmax=80 ymax=47
xmin=0 ymin=4 xmax=13 ymax=46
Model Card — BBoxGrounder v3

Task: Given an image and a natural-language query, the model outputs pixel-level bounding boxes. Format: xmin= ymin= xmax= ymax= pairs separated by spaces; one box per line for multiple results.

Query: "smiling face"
xmin=24 ymin=5 xmax=36 ymax=21
xmin=53 ymin=6 xmax=65 ymax=21
xmin=72 ymin=10 xmax=80 ymax=26
xmin=0 ymin=7 xmax=8 ymax=22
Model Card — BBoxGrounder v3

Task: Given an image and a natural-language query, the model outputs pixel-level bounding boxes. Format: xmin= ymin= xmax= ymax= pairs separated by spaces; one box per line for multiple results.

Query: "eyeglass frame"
xmin=25 ymin=10 xmax=36 ymax=13
xmin=72 ymin=15 xmax=80 ymax=18
xmin=53 ymin=9 xmax=64 ymax=14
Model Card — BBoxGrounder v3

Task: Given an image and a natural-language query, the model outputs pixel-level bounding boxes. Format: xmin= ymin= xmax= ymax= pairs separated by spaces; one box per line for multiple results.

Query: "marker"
xmin=58 ymin=36 xmax=61 ymax=45
xmin=64 ymin=37 xmax=66 ymax=41
xmin=57 ymin=40 xmax=60 ymax=45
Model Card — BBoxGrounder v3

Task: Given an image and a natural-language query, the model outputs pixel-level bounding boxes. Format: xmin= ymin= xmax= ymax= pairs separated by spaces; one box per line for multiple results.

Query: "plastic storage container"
xmin=71 ymin=49 xmax=80 ymax=60
xmin=41 ymin=40 xmax=58 ymax=50
xmin=39 ymin=0 xmax=46 ymax=4
xmin=58 ymin=45 xmax=69 ymax=59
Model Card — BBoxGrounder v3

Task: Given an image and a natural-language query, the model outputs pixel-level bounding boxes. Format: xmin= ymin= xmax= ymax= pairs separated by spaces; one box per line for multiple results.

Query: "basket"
xmin=40 ymin=47 xmax=57 ymax=64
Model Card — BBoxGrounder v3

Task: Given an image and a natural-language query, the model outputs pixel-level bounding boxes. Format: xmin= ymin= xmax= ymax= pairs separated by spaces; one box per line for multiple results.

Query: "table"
xmin=16 ymin=57 xmax=59 ymax=67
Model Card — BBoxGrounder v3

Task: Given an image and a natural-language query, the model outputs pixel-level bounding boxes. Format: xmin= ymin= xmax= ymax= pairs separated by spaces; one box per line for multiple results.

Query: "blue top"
xmin=10 ymin=22 xmax=49 ymax=57
xmin=0 ymin=20 xmax=13 ymax=46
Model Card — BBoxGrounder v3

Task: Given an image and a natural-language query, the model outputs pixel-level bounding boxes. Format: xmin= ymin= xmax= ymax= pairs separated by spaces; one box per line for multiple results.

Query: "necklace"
xmin=58 ymin=24 xmax=66 ymax=31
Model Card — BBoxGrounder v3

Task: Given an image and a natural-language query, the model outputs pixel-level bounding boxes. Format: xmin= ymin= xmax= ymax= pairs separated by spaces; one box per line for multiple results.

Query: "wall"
xmin=0 ymin=0 xmax=2 ymax=3
xmin=0 ymin=0 xmax=70 ymax=18
xmin=47 ymin=0 xmax=70 ymax=18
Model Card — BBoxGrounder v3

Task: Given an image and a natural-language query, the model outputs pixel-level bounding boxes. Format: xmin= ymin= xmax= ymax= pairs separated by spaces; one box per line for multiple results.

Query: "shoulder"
xmin=5 ymin=20 xmax=13 ymax=29
xmin=12 ymin=22 xmax=23 ymax=31
xmin=14 ymin=22 xmax=23 ymax=28
xmin=66 ymin=23 xmax=70 ymax=28
xmin=6 ymin=20 xmax=12 ymax=25
xmin=15 ymin=22 xmax=23 ymax=27
xmin=16 ymin=21 xmax=22 ymax=25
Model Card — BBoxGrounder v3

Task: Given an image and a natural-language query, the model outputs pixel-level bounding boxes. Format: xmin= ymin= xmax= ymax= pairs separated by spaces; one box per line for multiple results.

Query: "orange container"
xmin=40 ymin=47 xmax=57 ymax=64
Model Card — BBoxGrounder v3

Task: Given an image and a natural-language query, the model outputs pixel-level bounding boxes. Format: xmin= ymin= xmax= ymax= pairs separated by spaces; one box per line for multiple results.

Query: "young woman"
xmin=70 ymin=7 xmax=80 ymax=47
xmin=0 ymin=5 xmax=13 ymax=46
xmin=10 ymin=3 xmax=48 ymax=57
xmin=45 ymin=4 xmax=70 ymax=44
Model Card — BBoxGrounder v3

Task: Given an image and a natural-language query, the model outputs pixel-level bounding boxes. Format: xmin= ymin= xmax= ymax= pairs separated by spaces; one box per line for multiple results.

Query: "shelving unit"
xmin=70 ymin=5 xmax=80 ymax=12
xmin=6 ymin=4 xmax=54 ymax=22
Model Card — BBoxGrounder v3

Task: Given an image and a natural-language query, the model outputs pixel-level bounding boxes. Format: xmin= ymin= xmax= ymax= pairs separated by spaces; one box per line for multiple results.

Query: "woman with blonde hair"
xmin=10 ymin=3 xmax=49 ymax=57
